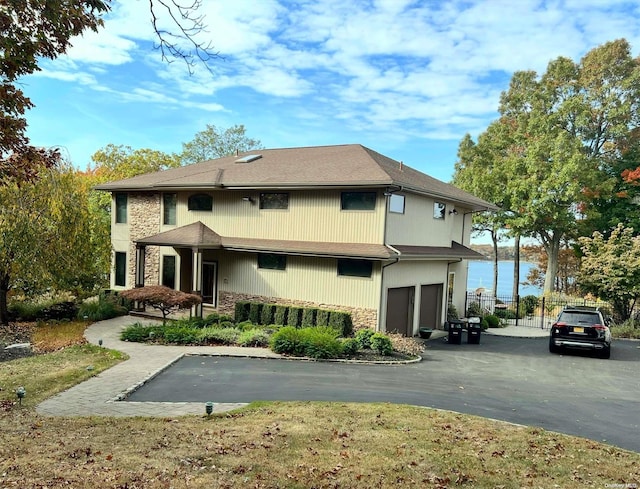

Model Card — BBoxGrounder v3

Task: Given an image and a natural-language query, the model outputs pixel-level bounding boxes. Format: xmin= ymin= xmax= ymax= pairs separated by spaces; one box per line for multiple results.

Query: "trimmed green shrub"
xmin=302 ymin=328 xmax=343 ymax=359
xmin=248 ymin=303 xmax=262 ymax=324
xmin=270 ymin=326 xmax=305 ymax=355
xmin=355 ymin=328 xmax=375 ymax=349
xmin=521 ymin=295 xmax=539 ymax=316
xmin=341 ymin=337 xmax=360 ymax=356
xmin=196 ymin=327 xmax=240 ymax=345
xmin=316 ymin=309 xmax=330 ymax=327
xmin=234 ymin=301 xmax=251 ymax=322
xmin=204 ymin=312 xmax=234 ymax=326
xmin=287 ymin=307 xmax=302 ymax=327
xmin=274 ymin=305 xmax=288 ymax=325
xmin=236 ymin=320 xmax=256 ymax=331
xmin=163 ymin=326 xmax=198 ymax=344
xmin=261 ymin=304 xmax=275 ymax=325
xmin=480 ymin=318 xmax=489 ymax=330
xmin=370 ymin=333 xmax=393 ymax=356
xmin=484 ymin=314 xmax=500 ymax=328
xmin=120 ymin=323 xmax=163 ymax=342
xmin=329 ymin=311 xmax=353 ymax=337
xmin=301 ymin=308 xmax=317 ymax=327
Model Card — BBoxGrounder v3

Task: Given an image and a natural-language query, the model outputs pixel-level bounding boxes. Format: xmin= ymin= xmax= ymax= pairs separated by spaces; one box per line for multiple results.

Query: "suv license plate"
xmin=573 ymin=327 xmax=584 ymax=333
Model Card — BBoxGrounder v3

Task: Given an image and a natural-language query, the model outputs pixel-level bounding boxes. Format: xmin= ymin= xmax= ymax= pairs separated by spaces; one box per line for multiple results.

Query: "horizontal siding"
xmin=386 ymin=193 xmax=468 ymax=246
xmin=203 ymin=250 xmax=380 ymax=309
xmin=172 ymin=189 xmax=385 ymax=244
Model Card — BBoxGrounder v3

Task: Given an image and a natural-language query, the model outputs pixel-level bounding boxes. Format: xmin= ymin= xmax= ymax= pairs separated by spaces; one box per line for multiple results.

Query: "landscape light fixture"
xmin=205 ymin=402 xmax=214 ymax=416
xmin=98 ymin=338 xmax=103 ymax=347
xmin=16 ymin=386 xmax=25 ymax=405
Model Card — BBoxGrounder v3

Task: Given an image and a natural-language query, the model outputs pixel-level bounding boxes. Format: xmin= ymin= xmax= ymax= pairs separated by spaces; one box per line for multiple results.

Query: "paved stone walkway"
xmin=37 ymin=316 xmax=280 ymax=417
xmin=36 ymin=316 xmax=549 ymax=418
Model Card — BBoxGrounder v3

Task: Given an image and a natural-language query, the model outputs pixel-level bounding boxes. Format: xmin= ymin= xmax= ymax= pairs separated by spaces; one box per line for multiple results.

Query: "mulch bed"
xmin=0 ymin=323 xmax=35 ymax=363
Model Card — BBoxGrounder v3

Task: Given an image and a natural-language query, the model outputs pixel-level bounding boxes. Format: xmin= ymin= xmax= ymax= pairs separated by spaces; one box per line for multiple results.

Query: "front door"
xmin=385 ymin=286 xmax=415 ymax=336
xmin=202 ymin=262 xmax=217 ymax=306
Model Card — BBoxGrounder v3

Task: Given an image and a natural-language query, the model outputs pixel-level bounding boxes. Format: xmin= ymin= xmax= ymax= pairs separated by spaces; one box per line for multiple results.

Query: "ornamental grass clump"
xmin=237 ymin=329 xmax=270 ymax=347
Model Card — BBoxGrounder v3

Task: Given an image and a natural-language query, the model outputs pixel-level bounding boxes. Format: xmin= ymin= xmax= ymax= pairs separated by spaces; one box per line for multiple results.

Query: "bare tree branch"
xmin=148 ymin=0 xmax=222 ymax=75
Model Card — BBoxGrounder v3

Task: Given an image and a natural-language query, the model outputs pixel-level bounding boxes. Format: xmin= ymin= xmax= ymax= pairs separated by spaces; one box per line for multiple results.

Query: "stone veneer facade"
xmin=128 ymin=193 xmax=161 ymax=288
xmin=217 ymin=291 xmax=378 ymax=331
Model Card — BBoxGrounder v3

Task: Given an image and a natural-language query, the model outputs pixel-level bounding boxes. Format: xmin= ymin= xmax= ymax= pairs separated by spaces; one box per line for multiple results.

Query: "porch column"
xmin=134 ymin=245 xmax=146 ymax=312
xmin=191 ymin=247 xmax=203 ymax=317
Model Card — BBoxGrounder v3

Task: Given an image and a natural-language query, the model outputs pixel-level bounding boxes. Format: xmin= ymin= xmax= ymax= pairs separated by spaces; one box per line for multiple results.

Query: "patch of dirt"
xmin=0 ymin=323 xmax=35 ymax=363
xmin=344 ymin=349 xmax=418 ymax=362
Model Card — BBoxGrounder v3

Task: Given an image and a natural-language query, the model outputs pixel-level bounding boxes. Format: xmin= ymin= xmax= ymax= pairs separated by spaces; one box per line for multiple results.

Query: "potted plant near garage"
xmin=418 ymin=327 xmax=433 ymax=339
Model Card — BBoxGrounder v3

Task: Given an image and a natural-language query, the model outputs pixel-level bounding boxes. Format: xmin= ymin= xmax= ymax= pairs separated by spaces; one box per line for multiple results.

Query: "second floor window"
xmin=188 ymin=193 xmax=213 ymax=211
xmin=115 ymin=193 xmax=127 ymax=223
xmin=163 ymin=193 xmax=177 ymax=225
xmin=389 ymin=194 xmax=405 ymax=214
xmin=341 ymin=191 xmax=376 ymax=210
xmin=260 ymin=192 xmax=289 ymax=209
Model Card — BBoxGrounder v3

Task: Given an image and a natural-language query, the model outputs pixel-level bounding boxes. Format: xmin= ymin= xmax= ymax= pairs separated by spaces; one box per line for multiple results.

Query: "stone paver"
xmin=37 ymin=316 xmax=280 ymax=417
xmin=36 ymin=316 xmax=548 ymax=418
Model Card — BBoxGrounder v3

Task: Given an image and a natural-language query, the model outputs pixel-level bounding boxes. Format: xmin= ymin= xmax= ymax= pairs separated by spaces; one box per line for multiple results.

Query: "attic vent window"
xmin=235 ymin=154 xmax=262 ymax=163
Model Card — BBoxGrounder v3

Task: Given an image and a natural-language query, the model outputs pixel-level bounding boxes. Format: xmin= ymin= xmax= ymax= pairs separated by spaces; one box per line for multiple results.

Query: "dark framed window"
xmin=258 ymin=253 xmax=286 ymax=270
xmin=337 ymin=259 xmax=373 ymax=278
xmin=115 ymin=193 xmax=127 ymax=223
xmin=433 ymin=201 xmax=446 ymax=219
xmin=389 ymin=194 xmax=405 ymax=214
xmin=188 ymin=193 xmax=213 ymax=211
xmin=341 ymin=191 xmax=376 ymax=210
xmin=162 ymin=255 xmax=176 ymax=288
xmin=163 ymin=193 xmax=177 ymax=225
xmin=260 ymin=192 xmax=289 ymax=209
xmin=115 ymin=252 xmax=127 ymax=286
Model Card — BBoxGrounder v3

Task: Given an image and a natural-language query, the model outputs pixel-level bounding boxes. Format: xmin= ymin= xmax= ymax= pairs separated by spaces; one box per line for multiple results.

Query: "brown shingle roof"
xmin=136 ymin=223 xmax=484 ymax=260
xmin=96 ymin=144 xmax=497 ymax=211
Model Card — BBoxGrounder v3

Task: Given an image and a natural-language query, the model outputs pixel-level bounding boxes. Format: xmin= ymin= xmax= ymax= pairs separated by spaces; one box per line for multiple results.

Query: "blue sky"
xmin=22 ymin=0 xmax=640 ymax=183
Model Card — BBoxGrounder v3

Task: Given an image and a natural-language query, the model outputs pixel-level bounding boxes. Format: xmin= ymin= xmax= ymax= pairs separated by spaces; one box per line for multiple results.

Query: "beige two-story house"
xmin=96 ymin=144 xmax=496 ymax=336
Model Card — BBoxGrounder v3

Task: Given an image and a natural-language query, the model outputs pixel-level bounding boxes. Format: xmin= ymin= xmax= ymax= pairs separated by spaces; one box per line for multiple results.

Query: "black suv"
xmin=549 ymin=306 xmax=611 ymax=359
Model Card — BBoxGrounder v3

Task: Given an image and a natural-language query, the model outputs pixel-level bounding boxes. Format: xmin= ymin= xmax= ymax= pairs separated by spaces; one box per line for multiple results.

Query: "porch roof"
xmin=136 ymin=222 xmax=485 ymax=261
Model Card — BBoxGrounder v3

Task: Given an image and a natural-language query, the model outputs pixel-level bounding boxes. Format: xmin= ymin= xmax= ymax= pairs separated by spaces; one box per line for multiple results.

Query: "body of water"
xmin=467 ymin=260 xmax=542 ymax=297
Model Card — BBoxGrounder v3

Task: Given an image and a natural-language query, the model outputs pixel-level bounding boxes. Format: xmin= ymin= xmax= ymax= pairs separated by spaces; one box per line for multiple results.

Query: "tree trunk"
xmin=543 ymin=234 xmax=561 ymax=293
xmin=492 ymin=230 xmax=499 ymax=298
xmin=0 ymin=274 xmax=10 ymax=326
xmin=512 ymin=235 xmax=521 ymax=299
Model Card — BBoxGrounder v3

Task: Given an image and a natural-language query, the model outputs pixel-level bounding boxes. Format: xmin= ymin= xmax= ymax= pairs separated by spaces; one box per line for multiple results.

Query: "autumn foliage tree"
xmin=120 ymin=286 xmax=201 ymax=323
xmin=578 ymin=224 xmax=640 ymax=322
xmin=0 ymin=0 xmax=109 ymax=184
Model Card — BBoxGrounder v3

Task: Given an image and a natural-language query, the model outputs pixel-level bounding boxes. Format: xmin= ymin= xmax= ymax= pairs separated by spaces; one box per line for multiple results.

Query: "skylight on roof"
xmin=235 ymin=154 xmax=262 ymax=163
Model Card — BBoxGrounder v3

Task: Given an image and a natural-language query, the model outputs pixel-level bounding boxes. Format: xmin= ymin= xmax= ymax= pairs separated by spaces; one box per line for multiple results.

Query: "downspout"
xmin=378 ymin=186 xmax=402 ymax=331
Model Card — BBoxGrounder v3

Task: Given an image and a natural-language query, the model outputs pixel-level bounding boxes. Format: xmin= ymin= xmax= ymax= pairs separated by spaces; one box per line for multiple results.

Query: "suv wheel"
xmin=549 ymin=340 xmax=562 ymax=354
xmin=599 ymin=345 xmax=611 ymax=359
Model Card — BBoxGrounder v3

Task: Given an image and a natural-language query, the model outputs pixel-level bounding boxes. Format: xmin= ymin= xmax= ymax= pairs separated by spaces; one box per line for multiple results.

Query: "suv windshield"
xmin=558 ymin=312 xmax=601 ymax=325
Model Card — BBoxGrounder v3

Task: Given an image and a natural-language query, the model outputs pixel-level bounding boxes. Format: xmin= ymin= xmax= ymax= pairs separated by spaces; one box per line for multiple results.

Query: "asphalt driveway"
xmin=127 ymin=334 xmax=640 ymax=453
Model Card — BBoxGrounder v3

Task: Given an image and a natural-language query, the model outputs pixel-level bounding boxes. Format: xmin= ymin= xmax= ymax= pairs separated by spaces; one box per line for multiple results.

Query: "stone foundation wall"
xmin=217 ymin=291 xmax=378 ymax=330
xmin=128 ymin=193 xmax=161 ymax=287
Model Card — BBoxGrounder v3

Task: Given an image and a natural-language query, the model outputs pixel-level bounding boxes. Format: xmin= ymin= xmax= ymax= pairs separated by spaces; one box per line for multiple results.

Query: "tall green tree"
xmin=0 ymin=163 xmax=105 ymax=324
xmin=180 ymin=124 xmax=263 ymax=165
xmin=578 ymin=224 xmax=640 ymax=322
xmin=462 ymin=39 xmax=640 ymax=293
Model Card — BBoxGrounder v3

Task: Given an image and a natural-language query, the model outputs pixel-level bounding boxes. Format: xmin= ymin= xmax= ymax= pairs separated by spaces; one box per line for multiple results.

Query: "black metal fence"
xmin=464 ymin=292 xmax=611 ymax=330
